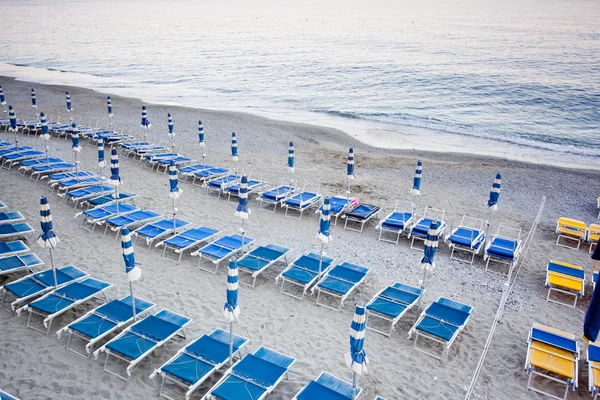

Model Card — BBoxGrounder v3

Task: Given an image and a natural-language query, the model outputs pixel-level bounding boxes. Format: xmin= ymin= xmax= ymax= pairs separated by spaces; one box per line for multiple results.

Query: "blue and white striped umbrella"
xmin=40 ymin=112 xmax=49 ymax=140
xmin=71 ymin=122 xmax=81 ymax=153
xmin=97 ymin=138 xmax=106 ymax=168
xmin=66 ymin=91 xmax=72 ymax=112
xmin=223 ymin=259 xmax=240 ymax=321
xmin=168 ymin=113 xmax=174 ymax=137
xmin=198 ymin=120 xmax=205 ymax=146
xmin=169 ymin=160 xmax=182 ymax=199
xmin=8 ymin=106 xmax=17 ymax=132
xmin=141 ymin=105 xmax=150 ymax=128
xmin=107 ymin=96 xmax=113 ymax=117
xmin=121 ymin=227 xmax=141 ymax=282
xmin=487 ymin=173 xmax=502 ymax=211
xmin=347 ymin=148 xmax=355 ymax=180
xmin=234 ymin=175 xmax=250 ymax=219
xmin=317 ymin=197 xmax=332 ymax=243
xmin=288 ymin=142 xmax=295 ymax=173
xmin=231 ymin=132 xmax=239 ymax=162
xmin=109 ymin=148 xmax=122 ymax=186
xmin=421 ymin=219 xmax=439 ymax=271
xmin=37 ymin=196 xmax=60 ymax=248
xmin=346 ymin=302 xmax=368 ymax=375
xmin=0 ymin=86 xmax=5 ymax=105
xmin=411 ymin=160 xmax=423 ymax=195
xmin=31 ymin=88 xmax=37 ymax=109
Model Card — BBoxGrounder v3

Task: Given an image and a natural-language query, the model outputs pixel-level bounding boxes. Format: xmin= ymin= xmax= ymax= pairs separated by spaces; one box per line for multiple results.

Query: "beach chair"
xmin=408 ymin=297 xmax=472 ymax=362
xmin=205 ymin=173 xmax=240 ymax=198
xmin=587 ymin=341 xmax=600 ymax=399
xmin=375 ymin=201 xmax=415 ymax=244
xmin=18 ymin=157 xmax=65 ymax=176
xmin=56 ymin=295 xmax=155 ymax=358
xmin=16 ymin=277 xmax=112 ymax=335
xmin=407 ymin=207 xmax=448 ymax=250
xmin=366 ymin=282 xmax=421 ymax=337
xmin=133 ymin=218 xmax=191 ymax=249
xmin=236 ymin=244 xmax=291 ymax=287
xmin=191 ymin=234 xmax=255 ymax=273
xmin=178 ymin=163 xmax=214 ymax=182
xmin=191 ymin=167 xmax=229 ymax=186
xmin=445 ymin=215 xmax=486 ymax=264
xmin=524 ymin=323 xmax=579 ymax=399
xmin=312 ymin=262 xmax=370 ymax=311
xmin=80 ymin=191 xmax=137 ymax=209
xmin=0 ymin=389 xmax=19 ymax=400
xmin=119 ymin=141 xmax=150 ymax=152
xmin=0 ymin=253 xmax=44 ymax=277
xmin=283 ymin=185 xmax=323 ymax=219
xmin=484 ymin=225 xmax=522 ymax=275
xmin=555 ymin=217 xmax=587 ymax=250
xmin=2 ymin=150 xmax=45 ymax=169
xmin=43 ymin=170 xmax=94 ymax=183
xmin=155 ymin=226 xmax=220 ymax=264
xmin=155 ymin=156 xmax=194 ymax=174
xmin=201 ymin=346 xmax=295 ymax=400
xmin=149 ymin=328 xmax=249 ymax=400
xmin=258 ymin=182 xmax=300 ymax=212
xmin=293 ymin=372 xmax=361 ymax=400
xmin=54 ymin=177 xmax=103 ymax=194
xmin=94 ymin=309 xmax=192 ymax=381
xmin=276 ymin=253 xmax=336 ymax=301
xmin=144 ymin=152 xmax=179 ymax=169
xmin=589 ymin=224 xmax=600 ymax=254
xmin=226 ymin=176 xmax=265 ymax=201
xmin=30 ymin=162 xmax=77 ymax=181
xmin=0 ymin=211 xmax=25 ymax=225
xmin=0 ymin=146 xmax=33 ymax=158
xmin=78 ymin=204 xmax=138 ymax=232
xmin=103 ymin=209 xmax=162 ymax=239
xmin=64 ymin=186 xmax=115 ymax=206
xmin=545 ymin=260 xmax=585 ymax=308
xmin=0 ymin=223 xmax=34 ymax=240
xmin=0 ymin=200 xmax=6 ymax=210
xmin=130 ymin=145 xmax=168 ymax=161
xmin=0 ymin=240 xmax=29 ymax=258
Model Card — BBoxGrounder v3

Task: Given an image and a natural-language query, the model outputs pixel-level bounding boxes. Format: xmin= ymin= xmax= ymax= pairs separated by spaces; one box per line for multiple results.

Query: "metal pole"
xmin=75 ymin=152 xmax=78 ymax=175
xmin=172 ymin=198 xmax=176 ymax=232
xmin=45 ymin=143 xmax=49 ymax=165
xmin=50 ymin=247 xmax=58 ymax=288
xmin=346 ymin=178 xmax=350 ymax=195
xmin=229 ymin=321 xmax=234 ymax=366
xmin=241 ymin=219 xmax=245 ymax=254
xmin=352 ymin=372 xmax=357 ymax=400
xmin=485 ymin=208 xmax=492 ymax=245
xmin=318 ymin=242 xmax=324 ymax=280
xmin=417 ymin=267 xmax=427 ymax=313
xmin=129 ymin=281 xmax=137 ymax=321
xmin=115 ymin=186 xmax=119 ymax=213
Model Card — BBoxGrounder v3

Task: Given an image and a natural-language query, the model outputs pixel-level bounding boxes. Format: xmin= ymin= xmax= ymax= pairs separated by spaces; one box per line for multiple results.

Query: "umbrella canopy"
xmin=487 ymin=173 xmax=502 ymax=211
xmin=411 ymin=160 xmax=423 ymax=195
xmin=235 ymin=176 xmax=250 ymax=219
xmin=97 ymin=138 xmax=106 ymax=168
xmin=0 ymin=86 xmax=5 ymax=104
xmin=347 ymin=148 xmax=355 ymax=180
xmin=345 ymin=302 xmax=368 ymax=374
xmin=168 ymin=113 xmax=174 ymax=137
xmin=198 ymin=120 xmax=205 ymax=146
xmin=109 ymin=148 xmax=122 ymax=186
xmin=31 ymin=88 xmax=37 ymax=109
xmin=288 ymin=142 xmax=295 ymax=172
xmin=121 ymin=227 xmax=141 ymax=281
xmin=37 ymin=196 xmax=60 ymax=248
xmin=231 ymin=132 xmax=239 ymax=161
xmin=107 ymin=96 xmax=113 ymax=117
xmin=421 ymin=219 xmax=439 ymax=271
xmin=71 ymin=122 xmax=81 ymax=153
xmin=8 ymin=106 xmax=17 ymax=131
xmin=40 ymin=112 xmax=49 ymax=140
xmin=169 ymin=160 xmax=182 ymax=199
xmin=223 ymin=259 xmax=240 ymax=321
xmin=317 ymin=197 xmax=332 ymax=243
xmin=141 ymin=105 xmax=151 ymax=128
xmin=66 ymin=91 xmax=72 ymax=112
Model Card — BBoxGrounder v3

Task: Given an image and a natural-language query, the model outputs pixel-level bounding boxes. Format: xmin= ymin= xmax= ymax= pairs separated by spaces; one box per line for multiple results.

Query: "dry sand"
xmin=0 ymin=77 xmax=599 ymax=400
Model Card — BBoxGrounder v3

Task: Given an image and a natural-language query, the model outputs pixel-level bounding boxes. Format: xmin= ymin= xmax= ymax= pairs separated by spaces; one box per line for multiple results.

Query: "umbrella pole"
xmin=75 ymin=152 xmax=78 ymax=176
xmin=172 ymin=198 xmax=176 ymax=232
xmin=115 ymin=186 xmax=119 ymax=213
xmin=346 ymin=177 xmax=350 ymax=195
xmin=352 ymin=372 xmax=358 ymax=400
xmin=129 ymin=281 xmax=137 ymax=321
xmin=229 ymin=321 xmax=234 ymax=366
xmin=45 ymin=143 xmax=49 ymax=165
xmin=417 ymin=268 xmax=427 ymax=313
xmin=485 ymin=208 xmax=492 ymax=245
xmin=50 ymin=247 xmax=58 ymax=288
xmin=241 ymin=219 xmax=245 ymax=254
xmin=318 ymin=242 xmax=324 ymax=280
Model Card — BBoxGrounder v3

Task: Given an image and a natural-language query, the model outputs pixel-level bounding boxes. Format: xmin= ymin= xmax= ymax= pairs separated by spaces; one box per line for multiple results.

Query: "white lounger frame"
xmin=375 ymin=200 xmax=415 ymax=245
xmin=275 ymin=256 xmax=335 ymax=301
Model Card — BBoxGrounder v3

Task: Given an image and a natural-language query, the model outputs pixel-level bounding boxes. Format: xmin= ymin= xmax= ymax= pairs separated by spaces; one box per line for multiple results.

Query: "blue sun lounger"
xmin=56 ymin=295 xmax=155 ymax=358
xmin=366 ymin=282 xmax=422 ymax=337
xmin=0 ymin=240 xmax=29 ymax=258
xmin=54 ymin=177 xmax=103 ymax=194
xmin=408 ymin=206 xmax=448 ymax=250
xmin=0 ymin=265 xmax=88 ymax=311
xmin=130 ymin=145 xmax=169 ymax=161
xmin=342 ymin=203 xmax=381 ymax=233
xmin=18 ymin=157 xmax=65 ymax=175
xmin=133 ymin=218 xmax=191 ymax=249
xmin=144 ymin=153 xmax=179 ymax=169
xmin=155 ymin=226 xmax=220 ymax=263
xmin=0 ymin=200 xmax=5 ymax=210
xmin=408 ymin=297 xmax=473 ymax=362
xmin=2 ymin=150 xmax=45 ymax=169
xmin=0 ymin=389 xmax=19 ymax=400
xmin=445 ymin=215 xmax=486 ymax=264
xmin=78 ymin=204 xmax=138 ymax=232
xmin=276 ymin=253 xmax=336 ymax=301
xmin=0 ymin=211 xmax=25 ymax=225
xmin=150 ymin=328 xmax=249 ymax=400
xmin=0 ymin=146 xmax=33 ymax=157
xmin=64 ymin=186 xmax=115 ymax=206
xmin=318 ymin=196 xmax=355 ymax=225
xmin=0 ymin=223 xmax=34 ymax=240
xmin=30 ymin=162 xmax=77 ymax=181
xmin=120 ymin=141 xmax=150 ymax=152
xmin=178 ymin=163 xmax=214 ymax=182
xmin=293 ymin=372 xmax=361 ymax=400
xmin=376 ymin=201 xmax=415 ymax=244
xmin=44 ymin=170 xmax=94 ymax=183
xmin=203 ymin=346 xmax=296 ymax=400
xmin=155 ymin=156 xmax=193 ymax=174
xmin=258 ymin=184 xmax=298 ymax=212
xmin=313 ymin=262 xmax=370 ymax=311
xmin=226 ymin=177 xmax=265 ymax=201
xmin=104 ymin=209 xmax=162 ymax=238
xmin=206 ymin=174 xmax=240 ymax=197
xmin=283 ymin=190 xmax=323 ymax=219
xmin=0 ymin=253 xmax=44 ymax=277
xmin=17 ymin=277 xmax=112 ymax=335
xmin=80 ymin=191 xmax=137 ymax=209
xmin=192 ymin=167 xmax=229 ymax=186
xmin=236 ymin=244 xmax=291 ymax=287
xmin=94 ymin=309 xmax=192 ymax=381
xmin=484 ymin=225 xmax=522 ymax=275
xmin=192 ymin=233 xmax=255 ymax=273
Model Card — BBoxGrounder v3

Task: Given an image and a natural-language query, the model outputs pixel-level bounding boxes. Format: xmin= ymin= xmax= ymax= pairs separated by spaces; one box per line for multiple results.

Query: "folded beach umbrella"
xmin=224 ymin=259 xmax=240 ymax=365
xmin=71 ymin=121 xmax=81 ymax=174
xmin=345 ymin=302 xmax=368 ymax=400
xmin=7 ymin=105 xmax=17 ymax=148
xmin=37 ymin=196 xmax=60 ymax=288
xmin=418 ymin=219 xmax=439 ymax=311
xmin=121 ymin=227 xmax=141 ymax=320
xmin=198 ymin=120 xmax=206 ymax=165
xmin=346 ymin=147 xmax=355 ymax=194
xmin=288 ymin=141 xmax=295 ymax=184
xmin=141 ymin=105 xmax=150 ymax=128
xmin=167 ymin=113 xmax=175 ymax=152
xmin=66 ymin=91 xmax=72 ymax=113
xmin=316 ymin=197 xmax=332 ymax=278
xmin=485 ymin=173 xmax=502 ymax=240
xmin=31 ymin=88 xmax=37 ymax=109
xmin=97 ymin=138 xmax=106 ymax=181
xmin=235 ymin=175 xmax=250 ymax=252
xmin=107 ymin=96 xmax=113 ymax=118
xmin=40 ymin=112 xmax=50 ymax=163
xmin=109 ymin=148 xmax=123 ymax=211
xmin=169 ymin=160 xmax=182 ymax=231
xmin=231 ymin=132 xmax=239 ymax=172
xmin=0 ymin=86 xmax=5 ymax=105
xmin=410 ymin=160 xmax=423 ymax=195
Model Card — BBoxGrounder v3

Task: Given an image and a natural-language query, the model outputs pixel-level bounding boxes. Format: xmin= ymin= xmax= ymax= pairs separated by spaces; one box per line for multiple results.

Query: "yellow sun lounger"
xmin=589 ymin=223 xmax=600 ymax=254
xmin=545 ymin=260 xmax=585 ymax=308
xmin=555 ymin=217 xmax=587 ymax=250
xmin=587 ymin=341 xmax=600 ymax=399
xmin=525 ymin=323 xmax=579 ymax=400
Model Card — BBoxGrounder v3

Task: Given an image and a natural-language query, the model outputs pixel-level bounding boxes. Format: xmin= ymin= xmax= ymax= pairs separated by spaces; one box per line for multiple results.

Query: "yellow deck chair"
xmin=545 ymin=260 xmax=585 ymax=307
xmin=525 ymin=323 xmax=579 ymax=400
xmin=589 ymin=223 xmax=600 ymax=254
xmin=588 ymin=341 xmax=600 ymax=399
xmin=555 ymin=217 xmax=587 ymax=250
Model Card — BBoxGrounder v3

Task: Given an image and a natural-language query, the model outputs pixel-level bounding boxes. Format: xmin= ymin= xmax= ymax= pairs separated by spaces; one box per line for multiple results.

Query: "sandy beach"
xmin=0 ymin=76 xmax=599 ymax=400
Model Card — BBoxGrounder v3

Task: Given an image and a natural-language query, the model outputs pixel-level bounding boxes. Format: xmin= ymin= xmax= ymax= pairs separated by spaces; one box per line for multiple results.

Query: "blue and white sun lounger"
xmin=0 ymin=211 xmax=25 ymax=225
xmin=120 ymin=141 xmax=150 ymax=152
xmin=376 ymin=201 xmax=415 ymax=244
xmin=366 ymin=282 xmax=422 ymax=337
xmin=44 ymin=170 xmax=94 ymax=183
xmin=192 ymin=233 xmax=255 ymax=273
xmin=155 ymin=156 xmax=193 ymax=174
xmin=155 ymin=226 xmax=220 ymax=263
xmin=78 ymin=204 xmax=138 ymax=232
xmin=408 ymin=206 xmax=448 ymax=250
xmin=178 ymin=163 xmax=214 ymax=182
xmin=258 ymin=184 xmax=299 ymax=212
xmin=293 ymin=372 xmax=361 ymax=400
xmin=408 ymin=297 xmax=473 ymax=362
xmin=202 ymin=346 xmax=296 ymax=400
xmin=65 ymin=186 xmax=115 ymax=206
xmin=94 ymin=309 xmax=192 ymax=381
xmin=226 ymin=177 xmax=265 ymax=201
xmin=0 ymin=146 xmax=33 ymax=157
xmin=17 ymin=277 xmax=112 ymax=335
xmin=318 ymin=196 xmax=355 ymax=225
xmin=133 ymin=218 xmax=191 ymax=249
xmin=54 ymin=177 xmax=103 ymax=194
xmin=313 ymin=262 xmax=370 ymax=311
xmin=445 ymin=215 xmax=486 ymax=264
xmin=484 ymin=225 xmax=522 ymax=275
xmin=104 ymin=209 xmax=162 ymax=238
xmin=18 ymin=157 xmax=65 ymax=176
xmin=283 ymin=189 xmax=323 ymax=219
xmin=205 ymin=174 xmax=240 ymax=198
xmin=342 ymin=203 xmax=381 ymax=233
xmin=130 ymin=145 xmax=169 ymax=161
xmin=56 ymin=295 xmax=155 ymax=358
xmin=276 ymin=253 xmax=336 ymax=301
xmin=0 ymin=389 xmax=20 ymax=400
xmin=30 ymin=162 xmax=77 ymax=181
xmin=81 ymin=191 xmax=137 ymax=209
xmin=0 ymin=265 xmax=88 ymax=311
xmin=0 ymin=253 xmax=44 ymax=277
xmin=0 ymin=223 xmax=34 ymax=240
xmin=236 ymin=244 xmax=291 ymax=287
xmin=144 ymin=153 xmax=179 ymax=169
xmin=2 ymin=150 xmax=45 ymax=169
xmin=0 ymin=240 xmax=29 ymax=258
xmin=149 ymin=328 xmax=249 ymax=400
xmin=192 ymin=167 xmax=229 ymax=186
